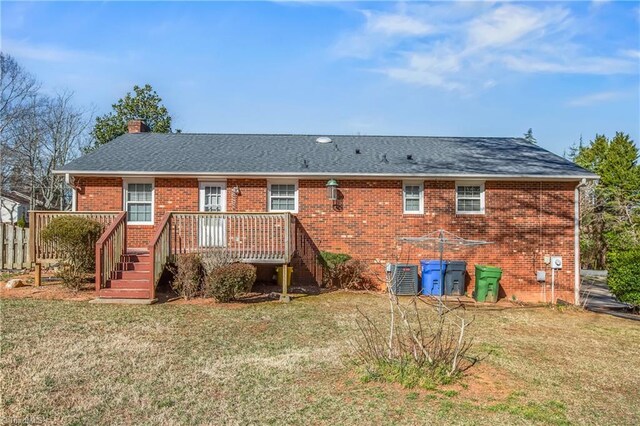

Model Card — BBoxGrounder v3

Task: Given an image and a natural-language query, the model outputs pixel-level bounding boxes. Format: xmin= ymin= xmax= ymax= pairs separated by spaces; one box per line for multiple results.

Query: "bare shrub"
xmin=319 ymin=251 xmax=372 ymax=290
xmin=204 ymin=263 xmax=257 ymax=303
xmin=352 ymin=295 xmax=475 ymax=389
xmin=56 ymin=268 xmax=85 ymax=292
xmin=200 ymin=249 xmax=233 ymax=275
xmin=333 ymin=259 xmax=374 ymax=290
xmin=169 ymin=253 xmax=204 ymax=300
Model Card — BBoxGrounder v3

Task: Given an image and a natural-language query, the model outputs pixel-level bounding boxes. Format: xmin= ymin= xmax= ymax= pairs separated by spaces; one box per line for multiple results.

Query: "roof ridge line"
xmin=136 ymin=132 xmax=525 ymax=139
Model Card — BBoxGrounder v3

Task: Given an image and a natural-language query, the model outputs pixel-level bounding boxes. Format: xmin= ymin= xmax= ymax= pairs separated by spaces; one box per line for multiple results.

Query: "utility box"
xmin=389 ymin=264 xmax=419 ymax=295
xmin=444 ymin=261 xmax=467 ymax=296
xmin=551 ymin=256 xmax=563 ymax=269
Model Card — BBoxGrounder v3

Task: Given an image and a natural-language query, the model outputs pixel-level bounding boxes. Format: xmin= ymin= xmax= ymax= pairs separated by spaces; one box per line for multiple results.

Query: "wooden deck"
xmin=28 ymin=210 xmax=298 ymax=300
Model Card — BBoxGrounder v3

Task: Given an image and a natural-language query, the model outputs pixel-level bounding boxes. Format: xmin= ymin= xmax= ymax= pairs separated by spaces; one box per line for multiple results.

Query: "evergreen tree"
xmin=89 ymin=84 xmax=172 ymax=150
xmin=574 ymin=132 xmax=640 ymax=270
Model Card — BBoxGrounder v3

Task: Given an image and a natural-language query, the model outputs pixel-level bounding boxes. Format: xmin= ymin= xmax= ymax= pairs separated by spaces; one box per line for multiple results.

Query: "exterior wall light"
xmin=326 ymin=179 xmax=339 ymax=201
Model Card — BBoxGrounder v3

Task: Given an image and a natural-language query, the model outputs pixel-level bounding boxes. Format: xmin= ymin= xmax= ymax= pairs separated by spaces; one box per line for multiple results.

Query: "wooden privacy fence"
xmin=29 ymin=211 xmax=120 ymax=264
xmin=1 ymin=224 xmax=29 ymax=269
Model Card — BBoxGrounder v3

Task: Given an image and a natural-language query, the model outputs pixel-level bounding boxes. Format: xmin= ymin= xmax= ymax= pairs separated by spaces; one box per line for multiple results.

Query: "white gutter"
xmin=574 ymin=178 xmax=588 ymax=305
xmin=53 ymin=170 xmax=598 ymax=182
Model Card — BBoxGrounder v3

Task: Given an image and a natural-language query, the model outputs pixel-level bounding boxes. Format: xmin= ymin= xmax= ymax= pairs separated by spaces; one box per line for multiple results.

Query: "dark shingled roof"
xmin=58 ymin=133 xmax=596 ymax=178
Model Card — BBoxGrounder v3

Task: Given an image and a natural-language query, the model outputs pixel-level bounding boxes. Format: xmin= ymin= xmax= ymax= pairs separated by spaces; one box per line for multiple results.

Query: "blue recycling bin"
xmin=421 ymin=260 xmax=447 ymax=296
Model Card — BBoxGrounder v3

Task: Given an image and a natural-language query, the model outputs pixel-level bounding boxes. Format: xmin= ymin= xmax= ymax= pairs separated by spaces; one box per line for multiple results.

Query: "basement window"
xmin=403 ymin=181 xmax=423 ymax=214
xmin=268 ymin=181 xmax=298 ymax=213
xmin=456 ymin=181 xmax=485 ymax=214
xmin=124 ymin=180 xmax=154 ymax=224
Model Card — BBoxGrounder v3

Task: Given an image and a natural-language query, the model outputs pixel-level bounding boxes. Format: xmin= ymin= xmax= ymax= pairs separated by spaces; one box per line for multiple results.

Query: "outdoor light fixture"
xmin=326 ymin=179 xmax=339 ymax=201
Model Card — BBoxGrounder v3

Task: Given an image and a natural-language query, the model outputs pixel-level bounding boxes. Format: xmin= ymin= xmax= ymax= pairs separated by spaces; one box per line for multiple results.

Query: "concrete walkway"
xmin=580 ymin=274 xmax=639 ymax=321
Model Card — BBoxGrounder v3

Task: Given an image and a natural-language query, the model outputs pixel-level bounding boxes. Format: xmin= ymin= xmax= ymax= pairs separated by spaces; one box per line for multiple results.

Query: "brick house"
xmin=52 ymin=120 xmax=596 ymax=303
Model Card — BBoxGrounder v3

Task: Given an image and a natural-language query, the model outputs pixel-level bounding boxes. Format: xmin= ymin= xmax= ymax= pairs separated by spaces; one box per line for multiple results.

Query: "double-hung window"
xmin=268 ymin=181 xmax=298 ymax=212
xmin=124 ymin=180 xmax=154 ymax=224
xmin=456 ymin=182 xmax=485 ymax=214
xmin=403 ymin=182 xmax=424 ymax=214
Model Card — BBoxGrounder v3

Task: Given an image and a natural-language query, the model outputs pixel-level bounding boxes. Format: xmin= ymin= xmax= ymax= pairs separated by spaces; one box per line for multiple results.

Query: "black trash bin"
xmin=444 ymin=261 xmax=467 ymax=296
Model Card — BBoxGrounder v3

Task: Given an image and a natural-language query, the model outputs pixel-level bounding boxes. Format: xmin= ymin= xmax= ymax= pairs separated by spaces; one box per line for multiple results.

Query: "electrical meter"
xmin=550 ymin=256 xmax=563 ymax=270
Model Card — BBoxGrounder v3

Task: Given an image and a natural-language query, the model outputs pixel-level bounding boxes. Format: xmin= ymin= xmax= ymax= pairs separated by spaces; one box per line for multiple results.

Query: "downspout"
xmin=64 ymin=173 xmax=77 ymax=212
xmin=574 ymin=178 xmax=587 ymax=305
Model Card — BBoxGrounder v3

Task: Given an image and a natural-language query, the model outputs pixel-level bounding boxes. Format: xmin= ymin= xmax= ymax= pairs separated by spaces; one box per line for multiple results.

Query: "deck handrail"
xmin=148 ymin=212 xmax=172 ymax=299
xmin=29 ymin=210 xmax=121 ymax=264
xmin=95 ymin=212 xmax=127 ymax=291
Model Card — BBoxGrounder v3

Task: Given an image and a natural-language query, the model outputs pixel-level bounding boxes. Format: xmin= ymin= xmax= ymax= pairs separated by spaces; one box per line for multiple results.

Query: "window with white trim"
xmin=403 ymin=182 xmax=423 ymax=214
xmin=124 ymin=181 xmax=154 ymax=224
xmin=456 ymin=182 xmax=485 ymax=214
xmin=268 ymin=181 xmax=298 ymax=212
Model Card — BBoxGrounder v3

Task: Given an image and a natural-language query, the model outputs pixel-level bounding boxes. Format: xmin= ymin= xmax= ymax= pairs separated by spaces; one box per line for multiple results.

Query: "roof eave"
xmin=54 ymin=170 xmax=599 ymax=181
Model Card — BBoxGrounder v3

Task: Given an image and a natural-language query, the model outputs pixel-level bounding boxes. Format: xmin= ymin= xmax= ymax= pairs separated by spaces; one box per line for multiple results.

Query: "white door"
xmin=199 ymin=182 xmax=226 ymax=247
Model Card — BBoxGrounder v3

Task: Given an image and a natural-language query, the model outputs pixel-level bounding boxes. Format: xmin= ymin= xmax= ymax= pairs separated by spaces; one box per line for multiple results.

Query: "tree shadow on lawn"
xmin=154 ymin=279 xmax=334 ymax=305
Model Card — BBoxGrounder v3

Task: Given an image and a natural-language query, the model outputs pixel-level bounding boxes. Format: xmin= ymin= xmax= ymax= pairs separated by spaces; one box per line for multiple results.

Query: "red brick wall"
xmin=296 ymin=180 xmax=576 ymax=303
xmin=76 ymin=176 xmax=577 ymax=303
xmin=76 ymin=177 xmax=123 ymax=211
xmin=228 ymin=179 xmax=267 ymax=212
xmin=127 ymin=178 xmax=201 ymax=248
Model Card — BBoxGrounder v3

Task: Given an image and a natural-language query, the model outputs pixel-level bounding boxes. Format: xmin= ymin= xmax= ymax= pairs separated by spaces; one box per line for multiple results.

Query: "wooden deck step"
xmin=112 ymin=270 xmax=151 ymax=280
xmin=116 ymin=261 xmax=150 ymax=271
xmin=99 ymin=250 xmax=153 ymax=300
xmin=120 ymin=254 xmax=151 ymax=264
xmin=108 ymin=279 xmax=150 ymax=289
xmin=99 ymin=288 xmax=151 ymax=299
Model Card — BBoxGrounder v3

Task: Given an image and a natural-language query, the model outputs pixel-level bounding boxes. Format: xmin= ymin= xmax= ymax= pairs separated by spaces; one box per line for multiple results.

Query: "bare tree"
xmin=1 ymin=53 xmax=91 ymax=211
xmin=1 ymin=53 xmax=40 ymax=214
xmin=10 ymin=92 xmax=90 ymax=210
xmin=5 ymin=93 xmax=43 ymax=208
xmin=38 ymin=91 xmax=91 ymax=209
xmin=0 ymin=53 xmax=39 ymax=137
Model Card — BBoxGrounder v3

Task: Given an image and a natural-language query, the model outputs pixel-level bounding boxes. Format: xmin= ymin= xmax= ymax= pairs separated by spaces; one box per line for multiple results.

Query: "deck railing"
xmin=29 ymin=211 xmax=120 ymax=264
xmin=149 ymin=212 xmax=172 ymax=298
xmin=149 ymin=212 xmax=293 ymax=289
xmin=95 ymin=212 xmax=127 ymax=291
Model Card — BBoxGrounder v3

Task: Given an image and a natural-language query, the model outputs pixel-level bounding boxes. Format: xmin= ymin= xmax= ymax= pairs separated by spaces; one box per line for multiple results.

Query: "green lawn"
xmin=1 ymin=292 xmax=639 ymax=425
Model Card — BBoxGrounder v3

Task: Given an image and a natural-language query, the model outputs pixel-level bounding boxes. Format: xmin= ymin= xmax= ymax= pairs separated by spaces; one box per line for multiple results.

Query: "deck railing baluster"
xmin=149 ymin=212 xmax=291 ymax=264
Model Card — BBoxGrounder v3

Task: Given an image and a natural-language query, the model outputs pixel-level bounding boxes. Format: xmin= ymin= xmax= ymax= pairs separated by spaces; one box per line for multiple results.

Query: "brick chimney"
xmin=127 ymin=119 xmax=149 ymax=133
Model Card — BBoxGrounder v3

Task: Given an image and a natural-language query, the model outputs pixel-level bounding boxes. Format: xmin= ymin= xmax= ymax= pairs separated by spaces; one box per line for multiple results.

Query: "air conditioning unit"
xmin=389 ymin=264 xmax=419 ymax=295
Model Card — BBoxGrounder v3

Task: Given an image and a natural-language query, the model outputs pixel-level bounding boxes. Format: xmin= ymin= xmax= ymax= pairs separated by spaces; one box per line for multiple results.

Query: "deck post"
xmin=34 ymin=263 xmax=41 ymax=287
xmin=279 ymin=262 xmax=291 ymax=302
xmin=279 ymin=213 xmax=292 ymax=302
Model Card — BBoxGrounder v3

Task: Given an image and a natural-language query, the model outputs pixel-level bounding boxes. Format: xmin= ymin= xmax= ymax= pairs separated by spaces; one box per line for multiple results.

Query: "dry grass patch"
xmin=1 ymin=292 xmax=639 ymax=425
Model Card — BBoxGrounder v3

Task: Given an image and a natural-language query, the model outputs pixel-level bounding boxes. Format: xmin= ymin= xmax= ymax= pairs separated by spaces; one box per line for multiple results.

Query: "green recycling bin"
xmin=473 ymin=265 xmax=502 ymax=303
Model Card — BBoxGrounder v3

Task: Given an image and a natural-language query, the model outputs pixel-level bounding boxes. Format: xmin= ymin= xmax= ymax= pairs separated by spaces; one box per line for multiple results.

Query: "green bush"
xmin=607 ymin=248 xmax=640 ymax=307
xmin=319 ymin=251 xmax=352 ymax=270
xmin=41 ymin=216 xmax=103 ymax=290
xmin=204 ymin=263 xmax=256 ymax=302
xmin=16 ymin=216 xmax=27 ymax=228
xmin=169 ymin=253 xmax=204 ymax=300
